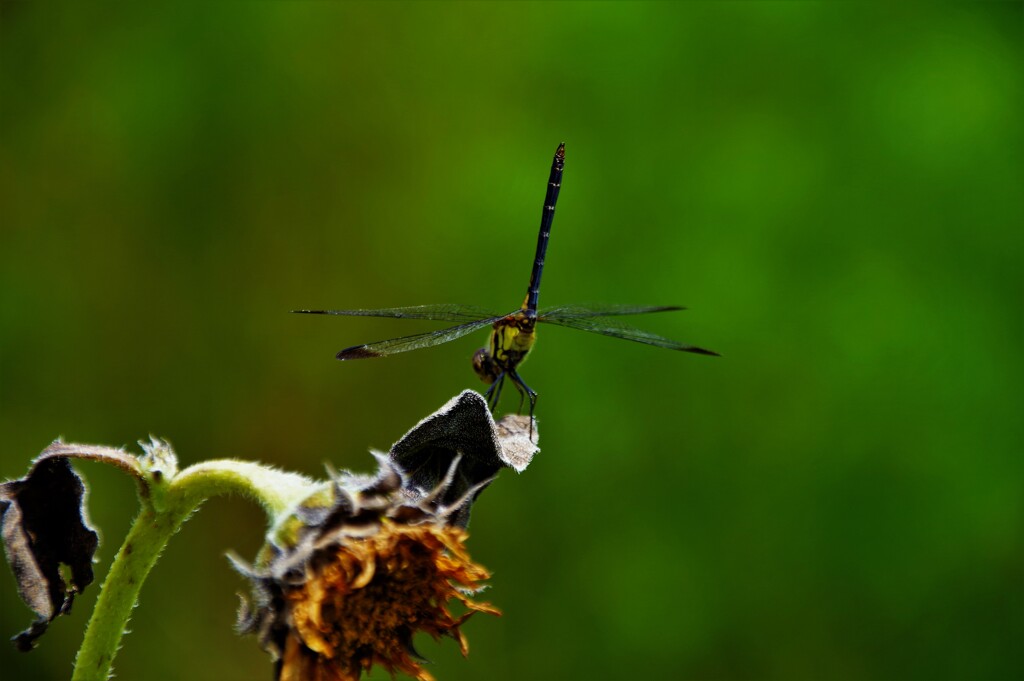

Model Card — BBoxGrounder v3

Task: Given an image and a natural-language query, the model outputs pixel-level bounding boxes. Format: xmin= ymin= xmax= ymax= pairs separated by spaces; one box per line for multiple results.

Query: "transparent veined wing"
xmin=538 ymin=305 xmax=719 ymax=356
xmin=538 ymin=304 xmax=685 ymax=319
xmin=293 ymin=304 xmax=501 ymax=323
xmin=334 ymin=315 xmax=510 ymax=360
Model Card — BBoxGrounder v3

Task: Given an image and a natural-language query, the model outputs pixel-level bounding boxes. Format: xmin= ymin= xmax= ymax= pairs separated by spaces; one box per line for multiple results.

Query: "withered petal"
xmin=362 ymin=451 xmax=404 ymax=497
xmin=0 ymin=456 xmax=99 ymax=651
xmin=389 ymin=391 xmax=539 ymax=527
xmin=494 ymin=414 xmax=540 ymax=473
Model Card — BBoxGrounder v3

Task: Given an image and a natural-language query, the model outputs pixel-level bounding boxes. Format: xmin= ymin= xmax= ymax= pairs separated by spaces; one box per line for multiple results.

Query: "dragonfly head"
xmin=472 ymin=347 xmax=500 ymax=385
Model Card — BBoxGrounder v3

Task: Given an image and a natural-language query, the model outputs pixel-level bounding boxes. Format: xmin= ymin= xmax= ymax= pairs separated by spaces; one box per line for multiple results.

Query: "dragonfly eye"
xmin=472 ymin=348 xmax=498 ymax=384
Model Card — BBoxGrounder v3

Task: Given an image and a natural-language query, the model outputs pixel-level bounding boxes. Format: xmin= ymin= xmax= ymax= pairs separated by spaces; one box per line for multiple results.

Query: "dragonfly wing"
xmin=540 ymin=312 xmax=719 ymax=356
xmin=337 ymin=316 xmax=504 ymax=360
xmin=539 ymin=304 xmax=685 ymax=319
xmin=293 ymin=304 xmax=499 ymax=323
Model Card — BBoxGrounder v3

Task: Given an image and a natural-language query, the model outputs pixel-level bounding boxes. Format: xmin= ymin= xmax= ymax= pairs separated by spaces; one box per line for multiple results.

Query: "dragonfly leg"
xmin=508 ymin=369 xmax=538 ymax=439
xmin=494 ymin=373 xmax=506 ymax=410
xmin=508 ymin=369 xmax=537 ymax=412
xmin=507 ymin=373 xmax=526 ymax=413
xmin=484 ymin=373 xmax=506 ymax=412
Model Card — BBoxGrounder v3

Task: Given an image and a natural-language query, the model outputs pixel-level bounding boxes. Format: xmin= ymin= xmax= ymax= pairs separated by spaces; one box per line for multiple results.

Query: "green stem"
xmin=71 ymin=505 xmax=174 ymax=681
xmin=72 ymin=459 xmax=316 ymax=681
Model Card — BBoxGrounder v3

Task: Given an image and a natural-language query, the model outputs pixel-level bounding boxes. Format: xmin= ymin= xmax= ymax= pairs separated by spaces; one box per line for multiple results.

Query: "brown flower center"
xmin=280 ymin=523 xmax=499 ymax=681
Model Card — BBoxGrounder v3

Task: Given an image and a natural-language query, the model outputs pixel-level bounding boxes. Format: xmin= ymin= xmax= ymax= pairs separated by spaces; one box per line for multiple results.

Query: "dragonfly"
xmin=295 ymin=142 xmax=717 ymax=425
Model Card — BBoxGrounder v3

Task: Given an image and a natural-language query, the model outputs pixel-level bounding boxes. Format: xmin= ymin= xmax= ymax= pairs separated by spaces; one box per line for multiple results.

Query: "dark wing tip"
xmin=684 ymin=346 xmax=721 ymax=357
xmin=336 ymin=346 xmax=382 ymax=360
xmin=292 ymin=309 xmax=327 ymax=314
xmin=556 ymin=142 xmax=565 ymax=158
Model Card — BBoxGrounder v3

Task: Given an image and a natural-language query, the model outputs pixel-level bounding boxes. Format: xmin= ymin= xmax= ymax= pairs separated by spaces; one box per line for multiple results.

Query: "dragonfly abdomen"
xmin=524 ymin=143 xmax=565 ymax=314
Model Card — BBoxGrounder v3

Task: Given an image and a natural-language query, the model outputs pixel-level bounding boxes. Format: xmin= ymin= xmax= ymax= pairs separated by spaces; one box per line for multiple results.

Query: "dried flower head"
xmin=234 ymin=391 xmax=538 ymax=681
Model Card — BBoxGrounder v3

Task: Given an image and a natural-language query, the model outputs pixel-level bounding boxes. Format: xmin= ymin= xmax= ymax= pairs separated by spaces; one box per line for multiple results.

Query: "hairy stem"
xmin=71 ymin=505 xmax=175 ymax=681
xmin=72 ymin=459 xmax=315 ymax=681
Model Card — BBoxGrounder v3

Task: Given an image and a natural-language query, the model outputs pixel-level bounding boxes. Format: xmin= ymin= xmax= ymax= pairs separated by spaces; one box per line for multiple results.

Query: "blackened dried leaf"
xmin=0 ymin=456 xmax=99 ymax=651
xmin=389 ymin=390 xmax=539 ymax=527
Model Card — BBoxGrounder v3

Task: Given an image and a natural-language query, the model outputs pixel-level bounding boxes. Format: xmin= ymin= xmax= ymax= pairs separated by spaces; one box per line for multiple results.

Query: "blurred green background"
xmin=1 ymin=2 xmax=1021 ymax=680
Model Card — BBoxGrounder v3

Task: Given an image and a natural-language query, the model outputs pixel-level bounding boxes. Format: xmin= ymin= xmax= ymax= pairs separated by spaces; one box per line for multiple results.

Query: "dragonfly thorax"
xmin=471 ymin=314 xmax=537 ymax=386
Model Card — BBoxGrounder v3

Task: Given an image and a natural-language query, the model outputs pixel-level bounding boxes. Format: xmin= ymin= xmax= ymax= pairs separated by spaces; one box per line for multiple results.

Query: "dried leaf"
xmin=0 ymin=456 xmax=99 ymax=650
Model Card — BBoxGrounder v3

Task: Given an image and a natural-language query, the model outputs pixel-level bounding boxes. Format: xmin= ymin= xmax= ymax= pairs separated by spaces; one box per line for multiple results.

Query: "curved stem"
xmin=72 ymin=459 xmax=316 ymax=681
xmin=71 ymin=506 xmax=175 ymax=681
xmin=168 ymin=459 xmax=314 ymax=516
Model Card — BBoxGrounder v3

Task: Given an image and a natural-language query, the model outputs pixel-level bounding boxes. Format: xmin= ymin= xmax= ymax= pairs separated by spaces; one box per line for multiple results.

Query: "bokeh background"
xmin=1 ymin=2 xmax=1021 ymax=680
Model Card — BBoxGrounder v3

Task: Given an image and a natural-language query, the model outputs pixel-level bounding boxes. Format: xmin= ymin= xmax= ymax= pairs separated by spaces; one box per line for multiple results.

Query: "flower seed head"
xmin=235 ymin=391 xmax=537 ymax=680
